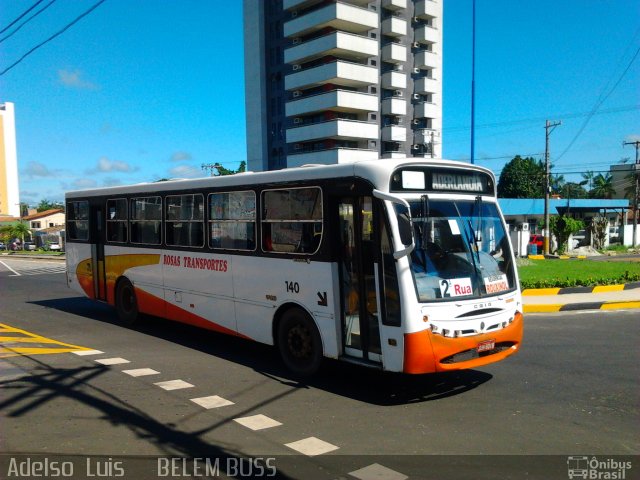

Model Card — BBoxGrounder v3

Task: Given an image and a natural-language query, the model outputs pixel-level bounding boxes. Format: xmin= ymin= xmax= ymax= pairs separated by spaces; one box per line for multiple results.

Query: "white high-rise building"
xmin=0 ymin=102 xmax=20 ymax=217
xmin=244 ymin=0 xmax=443 ymax=171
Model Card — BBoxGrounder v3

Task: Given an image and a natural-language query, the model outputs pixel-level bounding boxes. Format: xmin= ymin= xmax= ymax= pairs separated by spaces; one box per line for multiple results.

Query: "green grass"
xmin=518 ymin=259 xmax=640 ymax=289
xmin=3 ymin=250 xmax=64 ymax=256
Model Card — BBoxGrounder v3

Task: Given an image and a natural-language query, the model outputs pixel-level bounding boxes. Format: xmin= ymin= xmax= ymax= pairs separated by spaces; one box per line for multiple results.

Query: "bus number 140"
xmin=285 ymin=281 xmax=300 ymax=294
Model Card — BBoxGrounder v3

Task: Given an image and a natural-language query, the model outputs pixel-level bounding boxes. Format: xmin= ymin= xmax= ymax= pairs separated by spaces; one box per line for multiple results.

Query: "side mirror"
xmin=395 ymin=204 xmax=413 ymax=247
xmin=373 ymin=190 xmax=415 ymax=259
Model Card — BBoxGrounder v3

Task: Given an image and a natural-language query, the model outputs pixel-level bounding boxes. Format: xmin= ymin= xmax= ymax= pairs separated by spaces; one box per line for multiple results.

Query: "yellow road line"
xmin=522 ymin=288 xmax=561 ymax=296
xmin=523 ymin=304 xmax=563 ymax=313
xmin=600 ymin=301 xmax=640 ymax=310
xmin=0 ymin=322 xmax=92 ymax=358
xmin=592 ymin=284 xmax=625 ymax=293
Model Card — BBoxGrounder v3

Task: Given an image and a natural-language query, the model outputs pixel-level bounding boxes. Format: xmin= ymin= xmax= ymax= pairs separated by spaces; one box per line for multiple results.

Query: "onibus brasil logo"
xmin=567 ymin=456 xmax=632 ymax=479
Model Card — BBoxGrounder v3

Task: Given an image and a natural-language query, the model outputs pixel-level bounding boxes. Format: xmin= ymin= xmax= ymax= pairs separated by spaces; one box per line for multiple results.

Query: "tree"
xmin=497 ymin=155 xmax=545 ymax=198
xmin=550 ymin=215 xmax=584 ymax=255
xmin=550 ymin=174 xmax=566 ymax=195
xmin=589 ymin=173 xmax=615 ymax=199
xmin=36 ymin=199 xmax=64 ymax=212
xmin=4 ymin=222 xmax=32 ymax=248
xmin=213 ymin=161 xmax=246 ymax=176
xmin=563 ymin=182 xmax=588 ymax=199
xmin=582 ymin=170 xmax=595 ymax=192
xmin=590 ymin=215 xmax=609 ymax=250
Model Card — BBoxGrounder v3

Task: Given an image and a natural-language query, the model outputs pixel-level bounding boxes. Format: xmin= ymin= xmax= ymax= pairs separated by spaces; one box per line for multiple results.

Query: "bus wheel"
xmin=277 ymin=308 xmax=322 ymax=376
xmin=115 ymin=278 xmax=138 ymax=325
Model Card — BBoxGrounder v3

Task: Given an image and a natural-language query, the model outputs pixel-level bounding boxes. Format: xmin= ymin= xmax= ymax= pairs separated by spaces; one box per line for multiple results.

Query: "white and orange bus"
xmin=65 ymin=159 xmax=523 ymax=375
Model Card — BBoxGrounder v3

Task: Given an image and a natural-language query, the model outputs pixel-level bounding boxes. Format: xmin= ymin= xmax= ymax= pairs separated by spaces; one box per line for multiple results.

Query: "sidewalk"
xmin=522 ymin=283 xmax=640 ymax=313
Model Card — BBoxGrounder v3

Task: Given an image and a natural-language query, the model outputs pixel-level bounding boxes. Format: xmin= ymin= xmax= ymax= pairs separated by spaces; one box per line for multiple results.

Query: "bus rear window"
xmin=261 ymin=187 xmax=322 ymax=254
xmin=67 ymin=201 xmax=89 ymax=241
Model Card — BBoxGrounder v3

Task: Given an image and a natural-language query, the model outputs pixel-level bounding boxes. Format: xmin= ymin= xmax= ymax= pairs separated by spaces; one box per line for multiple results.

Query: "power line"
xmin=0 ymin=0 xmax=106 ymax=77
xmin=555 ymin=45 xmax=640 ymax=162
xmin=0 ymin=0 xmax=58 ymax=45
xmin=443 ymin=105 xmax=639 ymax=133
xmin=0 ymin=0 xmax=45 ymax=35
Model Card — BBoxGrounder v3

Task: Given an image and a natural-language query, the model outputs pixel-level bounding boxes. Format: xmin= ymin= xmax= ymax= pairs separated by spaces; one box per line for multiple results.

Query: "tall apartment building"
xmin=244 ymin=0 xmax=443 ymax=171
xmin=0 ymin=102 xmax=20 ymax=217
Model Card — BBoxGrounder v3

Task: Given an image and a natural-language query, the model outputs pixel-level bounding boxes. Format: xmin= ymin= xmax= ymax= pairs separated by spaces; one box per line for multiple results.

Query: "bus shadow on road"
xmin=30 ymin=297 xmax=493 ymax=406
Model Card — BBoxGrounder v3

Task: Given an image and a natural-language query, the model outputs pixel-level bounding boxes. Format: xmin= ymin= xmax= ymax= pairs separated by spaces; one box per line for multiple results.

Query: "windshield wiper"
xmin=453 ymin=202 xmax=480 ymax=271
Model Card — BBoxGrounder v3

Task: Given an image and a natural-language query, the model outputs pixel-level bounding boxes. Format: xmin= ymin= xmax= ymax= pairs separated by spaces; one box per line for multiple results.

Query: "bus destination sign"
xmin=391 ymin=168 xmax=494 ymax=195
xmin=432 ymin=172 xmax=485 ymax=193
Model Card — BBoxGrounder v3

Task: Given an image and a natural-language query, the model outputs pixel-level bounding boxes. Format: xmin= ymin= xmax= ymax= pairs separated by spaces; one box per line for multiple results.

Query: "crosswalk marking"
xmin=0 ymin=259 xmax=65 ymax=277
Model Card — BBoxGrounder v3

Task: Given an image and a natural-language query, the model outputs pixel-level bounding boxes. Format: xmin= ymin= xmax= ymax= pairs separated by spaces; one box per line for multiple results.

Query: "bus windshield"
xmin=408 ymin=198 xmax=515 ymax=302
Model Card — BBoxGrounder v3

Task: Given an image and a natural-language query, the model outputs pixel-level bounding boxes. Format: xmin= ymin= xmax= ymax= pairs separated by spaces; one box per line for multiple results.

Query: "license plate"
xmin=477 ymin=339 xmax=495 ymax=353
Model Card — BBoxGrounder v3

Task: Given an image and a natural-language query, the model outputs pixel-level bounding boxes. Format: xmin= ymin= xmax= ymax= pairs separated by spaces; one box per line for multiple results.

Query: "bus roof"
xmin=65 ymin=158 xmax=495 ymax=198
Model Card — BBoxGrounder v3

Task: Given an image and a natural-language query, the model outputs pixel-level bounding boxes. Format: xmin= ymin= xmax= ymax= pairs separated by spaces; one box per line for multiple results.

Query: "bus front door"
xmin=90 ymin=205 xmax=107 ymax=301
xmin=338 ymin=196 xmax=382 ymax=362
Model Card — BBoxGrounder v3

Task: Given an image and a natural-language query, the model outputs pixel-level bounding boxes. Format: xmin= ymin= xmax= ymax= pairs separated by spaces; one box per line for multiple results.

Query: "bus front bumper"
xmin=403 ymin=312 xmax=524 ymax=374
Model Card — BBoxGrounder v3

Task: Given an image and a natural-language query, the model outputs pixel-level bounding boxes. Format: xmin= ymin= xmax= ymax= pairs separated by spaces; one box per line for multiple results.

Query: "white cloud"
xmin=71 ymin=178 xmax=98 ymax=189
xmin=23 ymin=161 xmax=56 ymax=178
xmin=170 ymin=151 xmax=192 ymax=162
xmin=624 ymin=134 xmax=640 ymax=143
xmin=169 ymin=165 xmax=202 ymax=178
xmin=58 ymin=69 xmax=99 ymax=90
xmin=86 ymin=157 xmax=138 ymax=174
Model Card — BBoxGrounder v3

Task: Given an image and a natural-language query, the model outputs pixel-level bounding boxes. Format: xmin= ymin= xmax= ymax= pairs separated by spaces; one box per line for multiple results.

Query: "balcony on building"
xmin=381 ymin=43 xmax=407 ymax=64
xmin=381 ymin=17 xmax=407 ymax=37
xmin=286 ymin=89 xmax=378 ymax=116
xmin=285 ymin=31 xmax=378 ymax=65
xmin=287 ymin=148 xmax=378 ymax=167
xmin=414 ymin=0 xmax=439 ymax=20
xmin=381 ymin=97 xmax=406 ymax=115
xmin=414 ymin=50 xmax=438 ymax=70
xmin=286 ymin=119 xmax=378 ymax=143
xmin=284 ymin=2 xmax=378 ymax=38
xmin=382 ymin=0 xmax=408 ymax=11
xmin=414 ymin=76 xmax=439 ymax=95
xmin=285 ymin=60 xmax=378 ymax=90
xmin=381 ymin=71 xmax=407 ymax=89
xmin=382 ymin=125 xmax=407 ymax=142
xmin=414 ymin=101 xmax=439 ymax=119
xmin=415 ymin=25 xmax=439 ymax=45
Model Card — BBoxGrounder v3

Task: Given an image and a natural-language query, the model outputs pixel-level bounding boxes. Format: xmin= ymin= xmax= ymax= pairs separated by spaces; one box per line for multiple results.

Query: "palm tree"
xmin=550 ymin=174 xmax=566 ymax=195
xmin=10 ymin=222 xmax=32 ymax=249
xmin=582 ymin=170 xmax=595 ymax=193
xmin=590 ymin=173 xmax=615 ymax=199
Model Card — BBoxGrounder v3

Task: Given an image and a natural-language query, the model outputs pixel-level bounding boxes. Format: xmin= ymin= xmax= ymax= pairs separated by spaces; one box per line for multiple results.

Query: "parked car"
xmin=23 ymin=242 xmax=36 ymax=251
xmin=0 ymin=243 xmax=6 ymax=251
xmin=48 ymin=243 xmax=62 ymax=251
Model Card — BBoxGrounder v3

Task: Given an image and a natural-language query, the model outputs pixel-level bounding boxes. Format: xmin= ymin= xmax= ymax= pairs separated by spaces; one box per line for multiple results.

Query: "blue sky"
xmin=0 ymin=0 xmax=638 ymax=206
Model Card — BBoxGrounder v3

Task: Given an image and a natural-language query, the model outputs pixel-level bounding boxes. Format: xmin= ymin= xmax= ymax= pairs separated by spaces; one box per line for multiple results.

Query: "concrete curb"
xmin=522 ymin=282 xmax=640 ymax=296
xmin=524 ymin=300 xmax=640 ymax=313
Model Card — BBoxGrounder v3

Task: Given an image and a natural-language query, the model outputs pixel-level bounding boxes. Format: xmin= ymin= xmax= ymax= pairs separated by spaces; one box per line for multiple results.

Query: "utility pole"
xmin=201 ymin=163 xmax=218 ymax=177
xmin=543 ymin=120 xmax=561 ymax=255
xmin=623 ymin=140 xmax=640 ymax=247
xmin=470 ymin=0 xmax=476 ymax=165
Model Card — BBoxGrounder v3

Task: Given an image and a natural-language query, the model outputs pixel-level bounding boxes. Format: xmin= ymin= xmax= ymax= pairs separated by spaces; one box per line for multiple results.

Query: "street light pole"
xmin=470 ymin=0 xmax=476 ymax=165
xmin=623 ymin=140 xmax=640 ymax=247
xmin=543 ymin=120 xmax=561 ymax=255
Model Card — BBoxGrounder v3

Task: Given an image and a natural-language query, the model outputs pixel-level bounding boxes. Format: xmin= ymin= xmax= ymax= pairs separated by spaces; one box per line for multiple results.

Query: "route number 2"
xmin=285 ymin=281 xmax=300 ymax=294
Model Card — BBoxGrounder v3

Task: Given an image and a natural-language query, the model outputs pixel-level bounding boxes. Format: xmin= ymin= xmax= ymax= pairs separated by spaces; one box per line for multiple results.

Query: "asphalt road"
xmin=0 ymin=258 xmax=638 ymax=480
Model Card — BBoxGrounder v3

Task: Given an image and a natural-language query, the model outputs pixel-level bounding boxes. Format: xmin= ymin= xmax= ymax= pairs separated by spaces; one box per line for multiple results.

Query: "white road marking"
xmin=0 ymin=261 xmax=21 ymax=276
xmin=95 ymin=357 xmax=130 ymax=365
xmin=349 ymin=463 xmax=408 ymax=480
xmin=72 ymin=349 xmax=104 ymax=356
xmin=154 ymin=379 xmax=194 ymax=391
xmin=233 ymin=414 xmax=282 ymax=431
xmin=122 ymin=368 xmax=160 ymax=377
xmin=284 ymin=437 xmax=339 ymax=456
xmin=190 ymin=395 xmax=235 ymax=409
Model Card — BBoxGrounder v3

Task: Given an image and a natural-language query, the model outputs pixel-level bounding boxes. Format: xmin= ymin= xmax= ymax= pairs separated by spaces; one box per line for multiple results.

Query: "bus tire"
xmin=277 ymin=307 xmax=322 ymax=376
xmin=115 ymin=278 xmax=139 ymax=326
